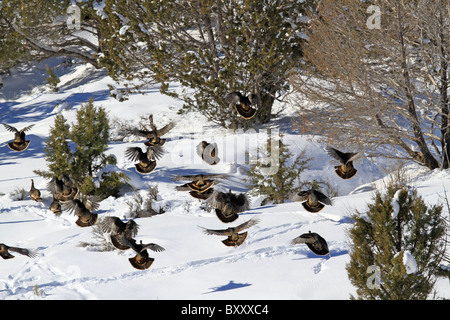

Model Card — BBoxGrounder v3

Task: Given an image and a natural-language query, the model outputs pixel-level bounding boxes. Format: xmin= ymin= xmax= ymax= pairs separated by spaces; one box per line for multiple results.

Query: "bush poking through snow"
xmin=77 ymin=220 xmax=116 ymax=252
xmin=126 ymin=185 xmax=165 ymax=218
xmin=33 ymin=284 xmax=45 ymax=297
xmin=10 ymin=187 xmax=27 ymax=201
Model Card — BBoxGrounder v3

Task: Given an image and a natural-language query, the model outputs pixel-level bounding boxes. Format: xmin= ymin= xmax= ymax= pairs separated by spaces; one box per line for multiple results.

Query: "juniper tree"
xmin=34 ymin=113 xmax=72 ymax=179
xmin=69 ymin=98 xmax=127 ymax=197
xmin=290 ymin=0 xmax=450 ymax=170
xmin=346 ymin=182 xmax=448 ymax=300
xmin=70 ymin=98 xmax=109 ymax=179
xmin=98 ymin=0 xmax=316 ymax=128
xmin=245 ymin=132 xmax=318 ymax=205
xmin=0 ymin=0 xmax=105 ymax=69
xmin=35 ymin=99 xmax=128 ymax=198
xmin=0 ymin=21 xmax=30 ymax=74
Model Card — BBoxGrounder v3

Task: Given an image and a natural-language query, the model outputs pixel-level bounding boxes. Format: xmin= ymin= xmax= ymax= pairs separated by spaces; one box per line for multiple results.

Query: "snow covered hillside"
xmin=0 ymin=59 xmax=449 ymax=300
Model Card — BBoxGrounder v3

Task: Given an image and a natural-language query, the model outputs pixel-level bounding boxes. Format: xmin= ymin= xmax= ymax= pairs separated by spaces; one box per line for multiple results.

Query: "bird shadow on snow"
xmin=0 ymin=57 xmax=67 ymax=101
xmin=202 ymin=280 xmax=252 ymax=295
xmin=142 ymin=166 xmax=249 ymax=191
xmin=291 ymin=247 xmax=348 ymax=261
xmin=0 ymin=218 xmax=45 ymax=225
xmin=0 ymin=89 xmax=111 ymax=127
xmin=149 ymin=166 xmax=209 ymax=183
xmin=240 ymin=205 xmax=276 ymax=215
xmin=0 ymin=100 xmax=56 ymax=126
xmin=63 ymin=90 xmax=110 ymax=106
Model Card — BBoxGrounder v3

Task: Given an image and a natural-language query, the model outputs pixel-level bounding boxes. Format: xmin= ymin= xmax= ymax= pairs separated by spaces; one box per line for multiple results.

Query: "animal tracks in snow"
xmin=0 ymin=242 xmax=331 ymax=299
xmin=0 ymin=257 xmax=97 ymax=299
xmin=313 ymin=259 xmax=327 ymax=274
xmin=0 ymin=195 xmax=352 ymax=299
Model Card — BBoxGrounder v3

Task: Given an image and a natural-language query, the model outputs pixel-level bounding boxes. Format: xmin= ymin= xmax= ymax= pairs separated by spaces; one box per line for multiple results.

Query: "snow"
xmin=0 ymin=58 xmax=449 ymax=301
xmin=93 ymin=0 xmax=107 ymax=20
xmin=119 ymin=25 xmax=130 ymax=36
xmin=403 ymin=251 xmax=418 ymax=274
xmin=391 ymin=189 xmax=401 ymax=219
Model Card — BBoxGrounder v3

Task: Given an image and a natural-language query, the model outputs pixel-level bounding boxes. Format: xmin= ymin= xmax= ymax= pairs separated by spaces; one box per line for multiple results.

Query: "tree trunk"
xmin=439 ymin=0 xmax=450 ymax=169
xmin=396 ymin=0 xmax=439 ymax=170
xmin=257 ymin=86 xmax=276 ymax=124
xmin=3 ymin=15 xmax=100 ymax=69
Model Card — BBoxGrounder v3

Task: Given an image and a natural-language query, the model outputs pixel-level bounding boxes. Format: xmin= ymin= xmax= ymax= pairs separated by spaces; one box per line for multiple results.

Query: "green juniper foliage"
xmin=35 ymin=98 xmax=128 ymax=198
xmin=0 ymin=23 xmax=30 ymax=74
xmin=245 ymin=133 xmax=317 ymax=205
xmin=98 ymin=0 xmax=316 ymax=128
xmin=34 ymin=113 xmax=72 ymax=179
xmin=70 ymin=98 xmax=110 ymax=179
xmin=0 ymin=0 xmax=103 ymax=68
xmin=70 ymin=98 xmax=128 ymax=197
xmin=346 ymin=182 xmax=447 ymax=300
xmin=46 ymin=64 xmax=60 ymax=92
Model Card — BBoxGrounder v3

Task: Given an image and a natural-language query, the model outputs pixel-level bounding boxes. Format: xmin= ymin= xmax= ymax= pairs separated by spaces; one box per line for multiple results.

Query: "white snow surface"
xmin=391 ymin=189 xmax=401 ymax=220
xmin=403 ymin=251 xmax=418 ymax=275
xmin=0 ymin=58 xmax=448 ymax=300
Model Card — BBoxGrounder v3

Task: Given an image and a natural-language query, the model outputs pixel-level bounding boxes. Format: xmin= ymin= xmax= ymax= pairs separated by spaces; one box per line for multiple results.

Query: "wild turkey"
xmin=196 ymin=141 xmax=220 ymax=165
xmin=125 ymin=238 xmax=165 ymax=270
xmin=47 ymin=174 xmax=78 ymax=201
xmin=49 ymin=197 xmax=62 ymax=215
xmin=291 ymin=189 xmax=332 ymax=213
xmin=3 ymin=123 xmax=34 ymax=152
xmin=100 ymin=216 xmax=139 ymax=250
xmin=130 ymin=114 xmax=175 ymax=147
xmin=200 ymin=217 xmax=260 ymax=247
xmin=224 ymin=91 xmax=261 ymax=120
xmin=206 ymin=189 xmax=251 ymax=223
xmin=291 ymin=231 xmax=330 ymax=256
xmin=125 ymin=145 xmax=164 ymax=174
xmin=325 ymin=146 xmax=362 ymax=180
xmin=29 ymin=179 xmax=43 ymax=202
xmin=0 ymin=243 xmax=38 ymax=259
xmin=61 ymin=194 xmax=100 ymax=227
xmin=175 ymin=174 xmax=227 ymax=199
xmin=48 ymin=176 xmax=63 ymax=199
